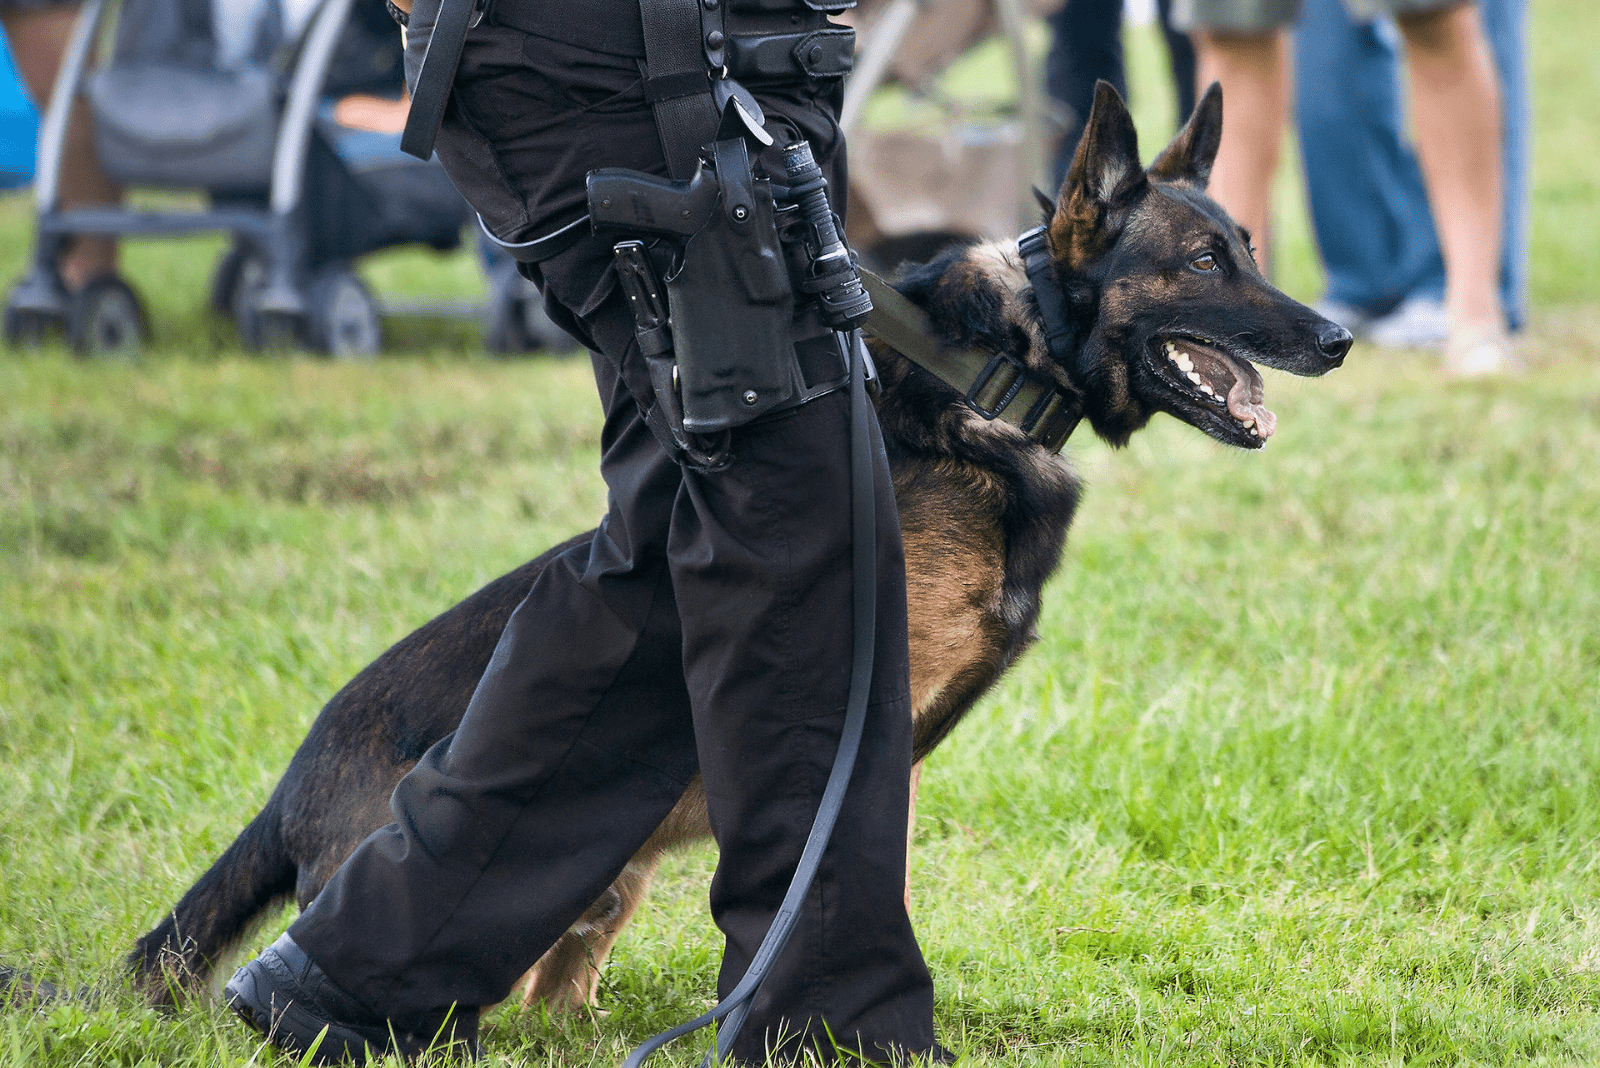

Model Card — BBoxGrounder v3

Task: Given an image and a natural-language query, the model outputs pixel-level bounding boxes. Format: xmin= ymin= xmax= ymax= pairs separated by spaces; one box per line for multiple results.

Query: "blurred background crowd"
xmin=0 ymin=0 xmax=1537 ymax=373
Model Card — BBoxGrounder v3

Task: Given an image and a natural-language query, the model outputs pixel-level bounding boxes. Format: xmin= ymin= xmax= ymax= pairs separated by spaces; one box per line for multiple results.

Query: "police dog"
xmin=124 ymin=83 xmax=1349 ymax=1011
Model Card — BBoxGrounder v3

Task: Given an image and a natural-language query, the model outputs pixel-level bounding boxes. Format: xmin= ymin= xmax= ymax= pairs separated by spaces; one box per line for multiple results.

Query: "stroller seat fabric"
xmin=87 ymin=0 xmax=291 ymax=190
xmin=89 ymin=64 xmax=279 ymax=190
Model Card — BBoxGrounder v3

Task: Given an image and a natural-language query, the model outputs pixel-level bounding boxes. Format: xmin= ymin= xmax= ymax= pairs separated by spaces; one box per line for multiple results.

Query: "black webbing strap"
xmin=640 ymin=0 xmax=722 ymax=179
xmin=859 ymin=267 xmax=1082 ymax=452
xmin=1018 ymin=225 xmax=1077 ymax=365
xmin=400 ymin=0 xmax=480 ymax=160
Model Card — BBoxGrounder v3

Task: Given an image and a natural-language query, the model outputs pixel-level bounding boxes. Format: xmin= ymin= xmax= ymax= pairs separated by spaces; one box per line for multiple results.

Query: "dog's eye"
xmin=1189 ymin=252 xmax=1220 ymax=272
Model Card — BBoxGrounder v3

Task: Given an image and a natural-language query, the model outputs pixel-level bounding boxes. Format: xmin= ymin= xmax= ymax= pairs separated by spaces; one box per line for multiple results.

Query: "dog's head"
xmin=1039 ymin=81 xmax=1350 ymax=450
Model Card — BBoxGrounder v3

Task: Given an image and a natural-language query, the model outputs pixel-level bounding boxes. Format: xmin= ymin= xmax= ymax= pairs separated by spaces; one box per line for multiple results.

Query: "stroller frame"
xmin=2 ymin=0 xmax=387 ymax=358
xmin=841 ymin=0 xmax=1047 ymax=235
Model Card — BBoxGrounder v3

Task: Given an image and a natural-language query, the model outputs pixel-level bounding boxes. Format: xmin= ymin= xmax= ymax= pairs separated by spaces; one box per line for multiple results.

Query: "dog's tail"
xmin=127 ymin=789 xmax=296 ymax=1006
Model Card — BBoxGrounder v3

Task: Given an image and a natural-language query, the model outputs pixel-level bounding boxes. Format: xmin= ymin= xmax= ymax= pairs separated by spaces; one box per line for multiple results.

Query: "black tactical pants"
xmin=287 ymin=13 xmax=938 ymax=1063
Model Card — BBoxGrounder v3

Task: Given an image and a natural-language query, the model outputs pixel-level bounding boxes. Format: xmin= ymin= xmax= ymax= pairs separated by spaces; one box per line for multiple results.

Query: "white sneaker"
xmin=1311 ymin=298 xmax=1375 ymax=338
xmin=1445 ymin=323 xmax=1523 ymax=378
xmin=1368 ymin=296 xmax=1449 ymax=351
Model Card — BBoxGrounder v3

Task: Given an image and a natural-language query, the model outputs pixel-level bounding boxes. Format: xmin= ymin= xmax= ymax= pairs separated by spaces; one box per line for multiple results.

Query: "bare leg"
xmin=1 ymin=4 xmax=120 ymax=289
xmin=1192 ymin=29 xmax=1290 ymax=273
xmin=1397 ymin=3 xmax=1506 ymax=348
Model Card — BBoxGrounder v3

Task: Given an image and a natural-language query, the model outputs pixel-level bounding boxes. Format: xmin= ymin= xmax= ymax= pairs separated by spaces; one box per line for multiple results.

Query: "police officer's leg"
xmin=669 ymin=388 xmax=938 ymax=1062
xmin=272 ymin=320 xmax=701 ymax=1018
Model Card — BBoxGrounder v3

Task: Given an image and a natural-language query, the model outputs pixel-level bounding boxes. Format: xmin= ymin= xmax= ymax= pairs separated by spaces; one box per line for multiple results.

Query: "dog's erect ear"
xmin=1146 ymin=81 xmax=1223 ymax=188
xmin=1049 ymin=81 xmax=1145 ymax=266
xmin=1033 ymin=185 xmax=1057 ymax=222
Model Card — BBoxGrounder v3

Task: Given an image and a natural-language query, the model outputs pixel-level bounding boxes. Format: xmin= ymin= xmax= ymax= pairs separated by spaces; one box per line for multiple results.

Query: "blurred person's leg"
xmin=1156 ymin=0 xmax=1198 ymax=124
xmin=1394 ymin=1 xmax=1506 ymax=368
xmin=1046 ymin=0 xmax=1198 ymax=192
xmin=1293 ymin=0 xmax=1444 ymax=331
xmin=1189 ymin=26 xmax=1290 ymax=272
xmin=1478 ymin=0 xmax=1527 ymax=331
xmin=1046 ymin=0 xmax=1126 ymax=188
xmin=1 ymin=3 xmax=119 ymax=289
xmin=1173 ymin=0 xmax=1299 ymax=268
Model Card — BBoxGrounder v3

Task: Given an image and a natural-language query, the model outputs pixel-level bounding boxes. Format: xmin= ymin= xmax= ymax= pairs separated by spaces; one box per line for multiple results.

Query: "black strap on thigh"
xmin=400 ymin=0 xmax=486 ymax=159
xmin=638 ymin=0 xmax=721 ymax=179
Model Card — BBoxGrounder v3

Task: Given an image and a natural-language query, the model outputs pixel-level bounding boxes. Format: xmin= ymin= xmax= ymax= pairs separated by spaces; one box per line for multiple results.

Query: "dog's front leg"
xmin=905 ymin=760 xmax=923 ymax=913
xmin=518 ymin=854 xmax=662 ymax=1012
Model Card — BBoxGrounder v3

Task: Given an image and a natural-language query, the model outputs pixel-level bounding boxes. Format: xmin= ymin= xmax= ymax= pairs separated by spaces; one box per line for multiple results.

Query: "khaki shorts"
xmin=1171 ymin=0 xmax=1469 ymax=32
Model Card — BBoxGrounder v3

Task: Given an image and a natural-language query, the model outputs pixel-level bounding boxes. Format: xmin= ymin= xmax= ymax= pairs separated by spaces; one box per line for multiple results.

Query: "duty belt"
xmin=400 ymin=0 xmax=853 ymax=160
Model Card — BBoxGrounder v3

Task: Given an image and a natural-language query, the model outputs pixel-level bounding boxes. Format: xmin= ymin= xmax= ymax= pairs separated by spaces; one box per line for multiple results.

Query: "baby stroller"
xmin=0 ymin=0 xmax=540 ymax=358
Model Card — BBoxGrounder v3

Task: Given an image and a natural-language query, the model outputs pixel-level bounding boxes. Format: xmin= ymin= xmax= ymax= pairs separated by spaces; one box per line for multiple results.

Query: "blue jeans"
xmin=1292 ymin=0 xmax=1528 ymax=329
xmin=1045 ymin=0 xmax=1195 ymax=188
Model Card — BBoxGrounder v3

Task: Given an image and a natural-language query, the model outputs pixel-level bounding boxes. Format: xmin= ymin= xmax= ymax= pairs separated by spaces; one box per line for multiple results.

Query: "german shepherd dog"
xmin=118 ymin=83 xmax=1350 ymax=1014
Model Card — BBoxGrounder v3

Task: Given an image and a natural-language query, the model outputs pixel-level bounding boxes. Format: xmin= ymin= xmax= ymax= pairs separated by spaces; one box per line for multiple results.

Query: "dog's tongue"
xmin=1221 ymin=354 xmax=1276 ymax=439
xmin=1169 ymin=340 xmax=1278 ymax=440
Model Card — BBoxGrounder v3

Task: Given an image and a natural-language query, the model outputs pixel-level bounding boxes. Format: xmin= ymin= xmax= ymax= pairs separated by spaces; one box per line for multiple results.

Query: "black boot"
xmin=224 ymin=934 xmax=478 ymax=1064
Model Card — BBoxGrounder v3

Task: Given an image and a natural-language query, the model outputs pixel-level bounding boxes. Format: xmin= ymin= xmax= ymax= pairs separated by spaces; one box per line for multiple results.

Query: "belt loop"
xmin=638 ymin=0 xmax=722 ymax=179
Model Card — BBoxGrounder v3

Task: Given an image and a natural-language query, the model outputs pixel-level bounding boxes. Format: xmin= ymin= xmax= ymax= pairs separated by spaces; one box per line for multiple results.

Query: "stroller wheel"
xmin=68 ymin=276 xmax=146 ymax=361
xmin=227 ymin=255 xmax=272 ymax=350
xmin=3 ymin=304 xmax=66 ymax=350
xmin=213 ymin=244 xmax=270 ymax=331
xmin=309 ymin=268 xmax=381 ymax=359
xmin=481 ymin=264 xmax=579 ymax=357
xmin=210 ymin=244 xmax=248 ymax=319
xmin=481 ymin=285 xmax=535 ymax=355
xmin=255 ymin=311 xmax=307 ymax=352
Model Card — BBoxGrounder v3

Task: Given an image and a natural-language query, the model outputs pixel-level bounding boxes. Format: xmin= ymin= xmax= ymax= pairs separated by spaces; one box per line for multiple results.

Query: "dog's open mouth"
xmin=1157 ymin=337 xmax=1277 ymax=440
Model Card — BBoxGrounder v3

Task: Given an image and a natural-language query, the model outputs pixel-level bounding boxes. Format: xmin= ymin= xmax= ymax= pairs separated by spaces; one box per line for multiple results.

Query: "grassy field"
xmin=3 ymin=3 xmax=1600 ymax=1065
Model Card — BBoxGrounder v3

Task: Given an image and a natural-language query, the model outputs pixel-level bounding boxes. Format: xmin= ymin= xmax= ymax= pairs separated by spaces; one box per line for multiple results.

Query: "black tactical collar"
xmin=1016 ymin=225 xmax=1080 ymax=378
xmin=859 ymin=234 xmax=1084 ymax=453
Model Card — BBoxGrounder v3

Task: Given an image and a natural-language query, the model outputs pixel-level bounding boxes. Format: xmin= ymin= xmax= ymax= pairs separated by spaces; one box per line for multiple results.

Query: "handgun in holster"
xmin=589 ymin=99 xmax=874 ymax=462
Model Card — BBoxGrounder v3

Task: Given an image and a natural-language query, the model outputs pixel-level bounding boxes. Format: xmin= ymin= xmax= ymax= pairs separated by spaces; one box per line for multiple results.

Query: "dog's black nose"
xmin=1317 ymin=320 xmax=1354 ymax=365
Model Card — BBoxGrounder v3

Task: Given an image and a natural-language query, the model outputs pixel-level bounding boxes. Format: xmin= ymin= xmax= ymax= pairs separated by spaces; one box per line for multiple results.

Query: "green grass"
xmin=4 ymin=2 xmax=1600 ymax=1064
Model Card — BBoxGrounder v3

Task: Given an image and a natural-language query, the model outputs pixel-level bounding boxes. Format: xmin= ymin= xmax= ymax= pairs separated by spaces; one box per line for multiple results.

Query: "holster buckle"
xmin=965 ymin=351 xmax=1029 ymax=420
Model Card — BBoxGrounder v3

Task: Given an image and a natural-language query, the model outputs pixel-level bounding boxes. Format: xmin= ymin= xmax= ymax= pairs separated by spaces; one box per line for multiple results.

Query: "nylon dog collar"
xmin=860 ymin=263 xmax=1082 ymax=452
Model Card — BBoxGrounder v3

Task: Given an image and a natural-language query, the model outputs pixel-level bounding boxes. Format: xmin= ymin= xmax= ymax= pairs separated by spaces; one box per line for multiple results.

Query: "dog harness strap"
xmin=860 ymin=268 xmax=1081 ymax=451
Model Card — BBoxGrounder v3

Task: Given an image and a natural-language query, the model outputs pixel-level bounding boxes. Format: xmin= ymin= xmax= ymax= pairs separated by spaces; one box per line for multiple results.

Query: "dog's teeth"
xmin=1186 ymin=371 xmax=1202 ymax=385
xmin=1177 ymin=355 xmax=1195 ymax=373
xmin=1199 ymin=383 xmax=1215 ymax=396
